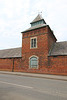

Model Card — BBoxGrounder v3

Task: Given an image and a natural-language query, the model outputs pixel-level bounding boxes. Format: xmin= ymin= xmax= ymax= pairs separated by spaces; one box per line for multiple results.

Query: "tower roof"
xmin=30 ymin=14 xmax=46 ymax=24
xmin=22 ymin=14 xmax=47 ymax=33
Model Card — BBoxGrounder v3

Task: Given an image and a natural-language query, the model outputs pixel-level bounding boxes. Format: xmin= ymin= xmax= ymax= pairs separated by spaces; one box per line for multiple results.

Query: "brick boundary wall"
xmin=0 ymin=56 xmax=67 ymax=75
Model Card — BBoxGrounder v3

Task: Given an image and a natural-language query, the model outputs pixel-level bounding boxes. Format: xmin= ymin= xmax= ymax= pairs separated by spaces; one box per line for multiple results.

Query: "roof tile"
xmin=30 ymin=14 xmax=43 ymax=24
xmin=49 ymin=41 xmax=67 ymax=56
xmin=0 ymin=47 xmax=22 ymax=58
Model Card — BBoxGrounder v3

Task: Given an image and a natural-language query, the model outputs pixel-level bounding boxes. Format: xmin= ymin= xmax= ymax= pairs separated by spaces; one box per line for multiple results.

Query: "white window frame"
xmin=30 ymin=37 xmax=37 ymax=49
xmin=29 ymin=55 xmax=39 ymax=69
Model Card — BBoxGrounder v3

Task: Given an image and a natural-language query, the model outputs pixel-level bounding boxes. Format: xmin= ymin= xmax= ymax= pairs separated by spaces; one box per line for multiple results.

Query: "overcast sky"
xmin=0 ymin=0 xmax=67 ymax=50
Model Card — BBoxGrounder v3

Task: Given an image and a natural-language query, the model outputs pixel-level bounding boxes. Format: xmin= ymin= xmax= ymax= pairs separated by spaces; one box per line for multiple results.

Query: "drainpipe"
xmin=12 ymin=58 xmax=14 ymax=72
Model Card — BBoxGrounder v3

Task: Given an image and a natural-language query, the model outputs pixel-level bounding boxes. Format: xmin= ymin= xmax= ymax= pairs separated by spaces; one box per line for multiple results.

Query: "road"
xmin=0 ymin=74 xmax=67 ymax=100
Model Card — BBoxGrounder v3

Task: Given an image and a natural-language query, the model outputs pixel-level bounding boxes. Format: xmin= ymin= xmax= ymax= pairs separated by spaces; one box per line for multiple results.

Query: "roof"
xmin=0 ymin=47 xmax=22 ymax=58
xmin=49 ymin=41 xmax=67 ymax=56
xmin=22 ymin=24 xmax=47 ymax=33
xmin=22 ymin=14 xmax=47 ymax=33
xmin=30 ymin=14 xmax=44 ymax=24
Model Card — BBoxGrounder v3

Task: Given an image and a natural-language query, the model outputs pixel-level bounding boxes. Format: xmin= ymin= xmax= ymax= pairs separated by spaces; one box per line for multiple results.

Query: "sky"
xmin=0 ymin=0 xmax=67 ymax=50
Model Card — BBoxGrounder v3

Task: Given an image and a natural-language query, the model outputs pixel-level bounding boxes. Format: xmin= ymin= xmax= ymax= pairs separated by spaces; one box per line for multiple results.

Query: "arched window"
xmin=29 ymin=56 xmax=38 ymax=68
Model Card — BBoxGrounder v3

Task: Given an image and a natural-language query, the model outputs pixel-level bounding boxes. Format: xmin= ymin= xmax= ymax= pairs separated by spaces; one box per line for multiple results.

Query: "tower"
xmin=21 ymin=14 xmax=57 ymax=73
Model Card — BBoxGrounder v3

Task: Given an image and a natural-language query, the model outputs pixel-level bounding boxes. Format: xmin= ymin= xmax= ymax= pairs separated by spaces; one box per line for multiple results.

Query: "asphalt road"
xmin=0 ymin=74 xmax=67 ymax=100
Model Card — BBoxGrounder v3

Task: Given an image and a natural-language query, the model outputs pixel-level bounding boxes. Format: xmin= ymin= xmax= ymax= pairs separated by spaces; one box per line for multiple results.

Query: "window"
xmin=29 ymin=56 xmax=38 ymax=68
xmin=30 ymin=37 xmax=37 ymax=48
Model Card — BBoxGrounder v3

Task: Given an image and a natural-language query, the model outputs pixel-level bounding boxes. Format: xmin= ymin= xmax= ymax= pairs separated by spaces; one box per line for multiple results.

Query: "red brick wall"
xmin=14 ymin=58 xmax=23 ymax=72
xmin=48 ymin=56 xmax=67 ymax=75
xmin=0 ymin=56 xmax=67 ymax=75
xmin=13 ymin=56 xmax=67 ymax=75
xmin=0 ymin=58 xmax=22 ymax=72
xmin=0 ymin=58 xmax=13 ymax=71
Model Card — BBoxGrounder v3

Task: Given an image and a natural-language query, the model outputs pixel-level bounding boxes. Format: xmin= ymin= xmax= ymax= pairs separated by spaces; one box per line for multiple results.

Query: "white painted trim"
xmin=29 ymin=55 xmax=39 ymax=69
xmin=30 ymin=37 xmax=37 ymax=49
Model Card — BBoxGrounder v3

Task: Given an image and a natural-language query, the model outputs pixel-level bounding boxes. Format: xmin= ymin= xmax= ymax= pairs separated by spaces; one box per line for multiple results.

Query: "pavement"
xmin=0 ymin=71 xmax=67 ymax=81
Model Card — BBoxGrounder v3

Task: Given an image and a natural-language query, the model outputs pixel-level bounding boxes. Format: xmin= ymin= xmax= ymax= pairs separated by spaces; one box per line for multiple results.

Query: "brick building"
xmin=0 ymin=14 xmax=67 ymax=75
